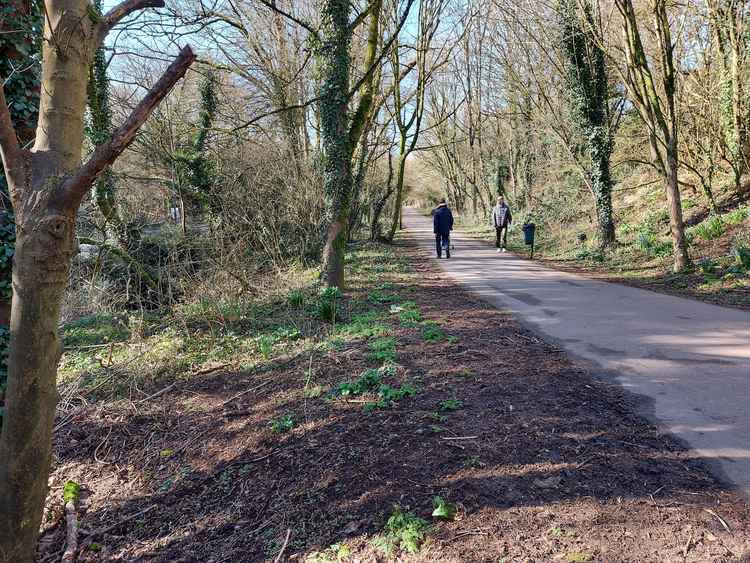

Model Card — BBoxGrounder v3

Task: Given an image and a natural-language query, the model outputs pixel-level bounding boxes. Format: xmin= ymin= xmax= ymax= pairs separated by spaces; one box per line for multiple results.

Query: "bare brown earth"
xmin=40 ymin=241 xmax=750 ymax=562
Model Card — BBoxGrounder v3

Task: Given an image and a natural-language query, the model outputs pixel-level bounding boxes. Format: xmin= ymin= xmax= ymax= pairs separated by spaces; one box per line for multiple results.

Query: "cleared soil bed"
xmin=41 ymin=241 xmax=750 ymax=562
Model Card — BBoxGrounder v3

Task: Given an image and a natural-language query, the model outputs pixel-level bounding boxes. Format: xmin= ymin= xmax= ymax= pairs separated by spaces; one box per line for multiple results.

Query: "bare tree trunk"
xmin=0 ymin=2 xmax=194 ymax=557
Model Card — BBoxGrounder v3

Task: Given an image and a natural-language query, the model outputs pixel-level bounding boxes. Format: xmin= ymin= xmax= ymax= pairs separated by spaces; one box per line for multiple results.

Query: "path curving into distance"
xmin=404 ymin=207 xmax=750 ymax=497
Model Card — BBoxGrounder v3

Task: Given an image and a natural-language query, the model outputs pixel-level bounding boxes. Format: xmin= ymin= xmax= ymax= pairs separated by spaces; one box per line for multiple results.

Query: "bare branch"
xmin=61 ymin=45 xmax=197 ymax=207
xmin=254 ymin=0 xmax=318 ymax=37
xmin=99 ymin=0 xmax=165 ymax=40
xmin=0 ymin=84 xmax=24 ymax=193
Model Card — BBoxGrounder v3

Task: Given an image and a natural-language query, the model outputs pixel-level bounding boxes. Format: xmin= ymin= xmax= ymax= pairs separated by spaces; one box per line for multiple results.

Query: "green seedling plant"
xmin=438 ymin=399 xmax=463 ymax=412
xmin=287 ymin=289 xmax=305 ymax=308
xmin=421 ymin=320 xmax=454 ymax=343
xmin=269 ymin=414 xmax=295 ymax=433
xmin=62 ymin=481 xmax=81 ymax=505
xmin=432 ymin=496 xmax=457 ymax=520
xmin=317 ymin=287 xmax=342 ymax=323
xmin=363 ymin=383 xmax=417 ymax=411
xmin=367 ymin=337 xmax=396 ymax=363
xmin=374 ymin=506 xmax=430 ymax=555
xmin=257 ymin=335 xmax=273 ymax=359
xmin=334 ymin=368 xmax=382 ymax=397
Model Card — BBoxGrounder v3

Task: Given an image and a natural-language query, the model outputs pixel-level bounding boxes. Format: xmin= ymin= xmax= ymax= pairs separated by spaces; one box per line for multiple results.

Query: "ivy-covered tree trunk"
xmin=318 ymin=0 xmax=353 ymax=288
xmin=0 ymin=0 xmax=195 ymax=558
xmin=0 ymin=0 xmax=41 ymax=426
xmin=87 ymin=0 xmax=125 ymax=246
xmin=559 ymin=0 xmax=615 ymax=246
xmin=318 ymin=0 xmax=382 ymax=288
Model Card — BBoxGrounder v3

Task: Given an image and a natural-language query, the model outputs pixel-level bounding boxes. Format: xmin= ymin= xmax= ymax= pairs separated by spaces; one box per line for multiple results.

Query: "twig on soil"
xmin=136 ymin=382 xmax=177 ymax=403
xmin=61 ymin=499 xmax=79 ymax=563
xmin=219 ymin=379 xmax=271 ymax=409
xmin=441 ymin=436 xmax=478 ymax=440
xmin=703 ymin=508 xmax=731 ymax=532
xmin=80 ymin=505 xmax=157 ymax=542
xmin=448 ymin=528 xmax=490 ymax=541
xmin=273 ymin=529 xmax=291 ymax=563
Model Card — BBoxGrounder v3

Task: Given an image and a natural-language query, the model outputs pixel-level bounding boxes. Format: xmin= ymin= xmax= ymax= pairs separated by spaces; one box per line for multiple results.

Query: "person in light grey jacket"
xmin=492 ymin=196 xmax=512 ymax=252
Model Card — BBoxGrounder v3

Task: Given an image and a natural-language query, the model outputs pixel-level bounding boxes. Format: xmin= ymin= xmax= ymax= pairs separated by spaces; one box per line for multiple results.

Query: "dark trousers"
xmin=495 ymin=225 xmax=508 ymax=248
xmin=435 ymin=232 xmax=450 ymax=257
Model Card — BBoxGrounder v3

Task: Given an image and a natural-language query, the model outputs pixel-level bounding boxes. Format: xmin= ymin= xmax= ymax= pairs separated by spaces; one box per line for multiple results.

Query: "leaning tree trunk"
xmin=0 ymin=0 xmax=194 ymax=558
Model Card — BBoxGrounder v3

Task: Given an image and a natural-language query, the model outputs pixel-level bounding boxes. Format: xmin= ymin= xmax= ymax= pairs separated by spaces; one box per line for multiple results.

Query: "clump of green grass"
xmin=316 ymin=287 xmax=342 ymax=323
xmin=636 ymin=230 xmax=672 ymax=257
xmin=421 ymin=320 xmax=449 ymax=343
xmin=431 ymin=496 xmax=457 ymax=520
xmin=725 ymin=206 xmax=749 ymax=225
xmin=368 ymin=290 xmax=398 ymax=304
xmin=731 ymin=229 xmax=750 ymax=270
xmin=438 ymin=399 xmax=463 ymax=412
xmin=287 ymin=289 xmax=305 ymax=308
xmin=269 ymin=414 xmax=295 ymax=433
xmin=367 ymin=336 xmax=396 ymax=363
xmin=694 ymin=215 xmax=726 ymax=240
xmin=257 ymin=335 xmax=273 ymax=359
xmin=373 ymin=507 xmax=430 ymax=555
xmin=332 ymin=368 xmax=383 ymax=397
xmin=63 ymin=314 xmax=130 ymax=347
xmin=363 ymin=383 xmax=418 ymax=412
xmin=337 ymin=311 xmax=390 ymax=339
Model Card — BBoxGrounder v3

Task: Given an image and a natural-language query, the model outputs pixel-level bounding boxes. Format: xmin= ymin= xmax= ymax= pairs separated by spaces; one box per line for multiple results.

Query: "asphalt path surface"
xmin=405 ymin=207 xmax=750 ymax=497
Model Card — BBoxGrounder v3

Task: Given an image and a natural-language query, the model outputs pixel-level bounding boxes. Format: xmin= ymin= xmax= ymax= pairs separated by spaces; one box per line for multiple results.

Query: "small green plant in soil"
xmin=62 ymin=481 xmax=81 ymax=504
xmin=269 ymin=414 xmax=295 ymax=433
xmin=367 ymin=336 xmax=396 ymax=363
xmin=398 ymin=309 xmax=422 ymax=325
xmin=694 ymin=215 xmax=726 ymax=241
xmin=731 ymin=230 xmax=750 ymax=270
xmin=363 ymin=383 xmax=417 ymax=411
xmin=287 ymin=289 xmax=305 ymax=308
xmin=317 ymin=287 xmax=342 ymax=323
xmin=426 ymin=411 xmax=448 ymax=422
xmin=698 ymin=258 xmax=718 ymax=275
xmin=257 ymin=335 xmax=273 ymax=359
xmin=431 ymin=496 xmax=457 ymax=520
xmin=333 ymin=368 xmax=382 ymax=397
xmin=421 ymin=320 xmax=449 ymax=343
xmin=374 ymin=507 xmax=430 ymax=555
xmin=438 ymin=399 xmax=463 ymax=412
xmin=338 ymin=311 xmax=390 ymax=339
xmin=462 ymin=455 xmax=483 ymax=469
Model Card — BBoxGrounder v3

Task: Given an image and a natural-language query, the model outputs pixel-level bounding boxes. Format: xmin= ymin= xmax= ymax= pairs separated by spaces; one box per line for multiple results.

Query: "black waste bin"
xmin=522 ymin=223 xmax=536 ymax=245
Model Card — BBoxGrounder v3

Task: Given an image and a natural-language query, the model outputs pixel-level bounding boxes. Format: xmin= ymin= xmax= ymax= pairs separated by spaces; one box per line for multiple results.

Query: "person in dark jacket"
xmin=433 ymin=198 xmax=454 ymax=258
xmin=492 ymin=195 xmax=512 ymax=252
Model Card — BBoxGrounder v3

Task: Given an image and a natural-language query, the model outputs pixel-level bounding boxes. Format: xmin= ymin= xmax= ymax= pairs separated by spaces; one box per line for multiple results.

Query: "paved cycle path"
xmin=404 ymin=208 xmax=750 ymax=497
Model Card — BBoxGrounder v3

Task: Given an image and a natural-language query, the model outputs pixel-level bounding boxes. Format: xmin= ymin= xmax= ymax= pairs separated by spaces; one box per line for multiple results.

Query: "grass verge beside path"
xmin=452 ymin=210 xmax=750 ymax=311
xmin=42 ymin=239 xmax=750 ymax=562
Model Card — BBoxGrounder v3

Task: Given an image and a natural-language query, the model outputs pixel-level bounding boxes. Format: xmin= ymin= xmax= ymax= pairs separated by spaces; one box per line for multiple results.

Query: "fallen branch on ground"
xmin=61 ymin=499 xmax=79 ymax=563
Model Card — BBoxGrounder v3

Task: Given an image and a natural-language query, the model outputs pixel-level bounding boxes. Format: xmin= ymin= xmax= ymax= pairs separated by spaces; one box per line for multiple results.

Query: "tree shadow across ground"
xmin=42 ymin=242 xmax=750 ymax=562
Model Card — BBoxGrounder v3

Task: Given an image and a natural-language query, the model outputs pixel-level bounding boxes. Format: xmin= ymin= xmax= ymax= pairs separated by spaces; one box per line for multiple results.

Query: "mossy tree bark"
xmin=559 ymin=0 xmax=615 ymax=247
xmin=0 ymin=1 xmax=195 ymax=559
xmin=319 ymin=0 xmax=382 ymax=288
